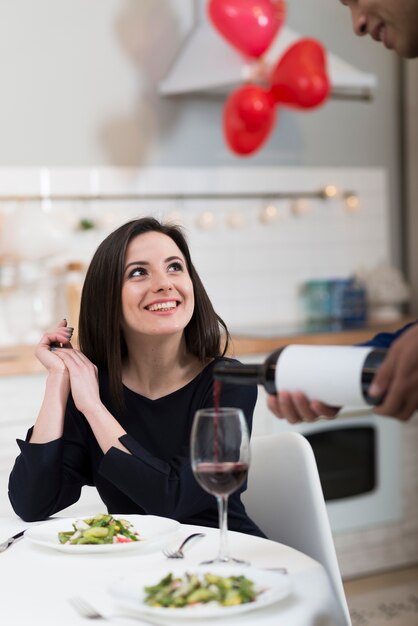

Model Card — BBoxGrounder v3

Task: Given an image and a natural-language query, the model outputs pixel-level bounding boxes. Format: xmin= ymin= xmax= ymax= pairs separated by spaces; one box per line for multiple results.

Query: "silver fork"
xmin=69 ymin=596 xmax=159 ymax=624
xmin=162 ymin=532 xmax=205 ymax=558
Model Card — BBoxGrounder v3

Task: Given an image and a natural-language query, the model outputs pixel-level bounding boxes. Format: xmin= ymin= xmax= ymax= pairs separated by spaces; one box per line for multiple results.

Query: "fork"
xmin=162 ymin=532 xmax=205 ymax=558
xmin=69 ymin=596 xmax=159 ymax=624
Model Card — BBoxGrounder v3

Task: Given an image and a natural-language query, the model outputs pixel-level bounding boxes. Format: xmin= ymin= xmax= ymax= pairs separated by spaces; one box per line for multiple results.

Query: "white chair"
xmin=242 ymin=431 xmax=351 ymax=626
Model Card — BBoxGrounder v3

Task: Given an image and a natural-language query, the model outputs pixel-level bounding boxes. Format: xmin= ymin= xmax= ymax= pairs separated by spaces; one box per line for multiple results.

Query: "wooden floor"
xmin=343 ymin=565 xmax=418 ymax=626
xmin=344 ymin=564 xmax=418 ymax=596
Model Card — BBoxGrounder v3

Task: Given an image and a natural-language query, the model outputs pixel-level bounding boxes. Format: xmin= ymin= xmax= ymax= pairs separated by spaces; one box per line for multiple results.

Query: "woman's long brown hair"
xmin=78 ymin=217 xmax=230 ymax=413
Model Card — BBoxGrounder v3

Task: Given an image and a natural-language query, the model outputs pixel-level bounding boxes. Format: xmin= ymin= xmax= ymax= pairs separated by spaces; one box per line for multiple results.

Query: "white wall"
xmin=0 ymin=1 xmax=402 ymax=266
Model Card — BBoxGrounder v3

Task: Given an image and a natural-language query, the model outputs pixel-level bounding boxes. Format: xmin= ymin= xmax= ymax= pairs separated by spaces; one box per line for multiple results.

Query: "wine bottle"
xmin=213 ymin=345 xmax=387 ymax=407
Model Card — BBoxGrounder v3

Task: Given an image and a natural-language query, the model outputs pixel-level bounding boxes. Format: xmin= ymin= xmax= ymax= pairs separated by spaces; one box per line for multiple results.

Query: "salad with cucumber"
xmin=143 ymin=572 xmax=260 ymax=608
xmin=58 ymin=514 xmax=141 ymax=545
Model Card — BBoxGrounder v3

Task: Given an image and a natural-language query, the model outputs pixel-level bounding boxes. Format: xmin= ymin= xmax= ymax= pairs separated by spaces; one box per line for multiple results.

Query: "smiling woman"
xmin=8 ymin=217 xmax=265 ymax=539
xmin=121 ymin=231 xmax=195 ymax=344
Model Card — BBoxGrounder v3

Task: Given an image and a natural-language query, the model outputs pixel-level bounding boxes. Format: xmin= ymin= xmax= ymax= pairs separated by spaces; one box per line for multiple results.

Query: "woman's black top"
xmin=8 ymin=357 xmax=265 ymax=537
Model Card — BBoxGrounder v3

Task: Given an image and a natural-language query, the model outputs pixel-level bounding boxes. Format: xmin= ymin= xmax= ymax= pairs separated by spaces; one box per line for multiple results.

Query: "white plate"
xmin=24 ymin=514 xmax=180 ymax=554
xmin=110 ymin=565 xmax=292 ymax=619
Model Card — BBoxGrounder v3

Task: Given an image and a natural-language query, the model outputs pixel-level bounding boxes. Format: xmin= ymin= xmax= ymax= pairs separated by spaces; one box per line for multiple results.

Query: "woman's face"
xmin=121 ymin=231 xmax=195 ymax=339
xmin=341 ymin=0 xmax=418 ymax=58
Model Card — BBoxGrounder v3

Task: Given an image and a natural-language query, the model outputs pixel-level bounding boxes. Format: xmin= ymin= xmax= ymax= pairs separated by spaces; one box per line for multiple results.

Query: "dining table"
xmin=0 ymin=513 xmax=346 ymax=626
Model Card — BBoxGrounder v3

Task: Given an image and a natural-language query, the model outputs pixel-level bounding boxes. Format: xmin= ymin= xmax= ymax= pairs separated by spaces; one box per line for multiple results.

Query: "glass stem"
xmin=216 ymin=495 xmax=230 ymax=562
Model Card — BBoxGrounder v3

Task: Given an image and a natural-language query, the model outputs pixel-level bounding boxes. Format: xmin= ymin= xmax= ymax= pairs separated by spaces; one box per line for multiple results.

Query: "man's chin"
xmin=396 ymin=39 xmax=418 ymax=59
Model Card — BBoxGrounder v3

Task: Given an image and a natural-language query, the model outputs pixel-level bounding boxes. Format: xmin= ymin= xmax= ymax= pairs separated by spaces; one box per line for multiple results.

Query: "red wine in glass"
xmin=191 ymin=407 xmax=250 ymax=564
xmin=194 ymin=462 xmax=249 ymax=496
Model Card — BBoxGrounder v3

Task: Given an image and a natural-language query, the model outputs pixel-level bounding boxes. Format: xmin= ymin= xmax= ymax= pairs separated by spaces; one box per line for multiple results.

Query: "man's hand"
xmin=266 ymin=390 xmax=340 ymax=424
xmin=369 ymin=323 xmax=418 ymax=421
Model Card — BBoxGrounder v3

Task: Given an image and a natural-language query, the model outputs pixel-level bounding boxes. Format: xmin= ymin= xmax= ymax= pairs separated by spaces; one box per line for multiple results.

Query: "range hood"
xmin=160 ymin=1 xmax=377 ymax=100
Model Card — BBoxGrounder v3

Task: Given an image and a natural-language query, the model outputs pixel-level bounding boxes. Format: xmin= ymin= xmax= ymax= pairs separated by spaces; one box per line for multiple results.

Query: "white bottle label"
xmin=275 ymin=345 xmax=374 ymax=407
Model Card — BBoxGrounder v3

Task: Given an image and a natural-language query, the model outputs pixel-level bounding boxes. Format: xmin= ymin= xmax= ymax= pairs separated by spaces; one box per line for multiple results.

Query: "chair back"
xmin=242 ymin=431 xmax=351 ymax=626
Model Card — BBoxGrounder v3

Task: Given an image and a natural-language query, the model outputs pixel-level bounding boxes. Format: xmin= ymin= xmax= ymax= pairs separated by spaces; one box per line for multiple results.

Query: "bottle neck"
xmin=212 ymin=349 xmax=282 ymax=395
xmin=212 ymin=362 xmax=265 ymax=386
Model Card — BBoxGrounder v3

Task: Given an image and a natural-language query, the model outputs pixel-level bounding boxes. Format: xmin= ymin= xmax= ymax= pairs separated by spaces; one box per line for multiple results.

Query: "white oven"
xmin=248 ymin=363 xmax=402 ymax=535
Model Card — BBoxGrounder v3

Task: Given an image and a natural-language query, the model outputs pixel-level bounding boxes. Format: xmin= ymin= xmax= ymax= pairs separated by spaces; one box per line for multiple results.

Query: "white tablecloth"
xmin=0 ymin=515 xmax=345 ymax=625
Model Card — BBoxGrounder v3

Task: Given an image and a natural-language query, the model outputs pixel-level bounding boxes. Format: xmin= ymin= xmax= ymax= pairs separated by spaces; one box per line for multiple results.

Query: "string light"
xmin=344 ymin=192 xmax=360 ymax=212
xmin=322 ymin=185 xmax=339 ymax=199
xmin=259 ymin=203 xmax=279 ymax=224
xmin=195 ymin=210 xmax=216 ymax=230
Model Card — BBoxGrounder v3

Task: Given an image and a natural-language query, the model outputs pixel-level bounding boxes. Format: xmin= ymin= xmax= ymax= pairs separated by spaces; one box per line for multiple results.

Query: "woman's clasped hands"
xmin=36 ymin=318 xmax=101 ymax=415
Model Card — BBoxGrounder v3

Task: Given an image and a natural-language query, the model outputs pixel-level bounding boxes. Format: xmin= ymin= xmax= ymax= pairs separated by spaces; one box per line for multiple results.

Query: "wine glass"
xmin=190 ymin=407 xmax=250 ymax=564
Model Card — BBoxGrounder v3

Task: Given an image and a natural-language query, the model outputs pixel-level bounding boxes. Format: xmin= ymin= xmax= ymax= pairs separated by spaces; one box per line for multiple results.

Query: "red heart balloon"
xmin=223 ymin=85 xmax=277 ymax=156
xmin=269 ymin=38 xmax=331 ymax=109
xmin=208 ymin=0 xmax=286 ymax=59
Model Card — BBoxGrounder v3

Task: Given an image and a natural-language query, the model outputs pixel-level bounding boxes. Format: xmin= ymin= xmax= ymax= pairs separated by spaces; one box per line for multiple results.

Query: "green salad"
xmin=144 ymin=572 xmax=259 ymax=608
xmin=58 ymin=514 xmax=141 ymax=545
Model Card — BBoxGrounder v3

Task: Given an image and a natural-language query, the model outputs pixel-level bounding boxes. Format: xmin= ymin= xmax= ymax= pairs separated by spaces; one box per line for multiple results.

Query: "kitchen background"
xmin=0 ymin=0 xmax=417 ymax=582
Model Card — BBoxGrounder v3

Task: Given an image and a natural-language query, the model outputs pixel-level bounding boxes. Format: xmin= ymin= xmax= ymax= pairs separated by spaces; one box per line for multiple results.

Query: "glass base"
xmin=200 ymin=556 xmax=250 ymax=566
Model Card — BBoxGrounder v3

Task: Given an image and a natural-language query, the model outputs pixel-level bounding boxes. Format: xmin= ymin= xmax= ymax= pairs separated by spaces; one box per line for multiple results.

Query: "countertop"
xmin=228 ymin=316 xmax=415 ymax=355
xmin=0 ymin=317 xmax=414 ymax=377
xmin=0 ymin=344 xmax=44 ymax=377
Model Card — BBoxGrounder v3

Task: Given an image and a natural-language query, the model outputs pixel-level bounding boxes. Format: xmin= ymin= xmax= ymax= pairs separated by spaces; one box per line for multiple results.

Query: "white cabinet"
xmin=0 ymin=373 xmax=104 ymax=518
xmin=0 ymin=373 xmax=46 ymax=516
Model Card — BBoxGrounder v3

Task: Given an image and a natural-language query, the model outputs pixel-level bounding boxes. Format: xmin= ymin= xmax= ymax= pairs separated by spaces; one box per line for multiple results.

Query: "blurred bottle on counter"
xmin=64 ymin=262 xmax=86 ymax=346
xmin=214 ymin=345 xmax=387 ymax=408
xmin=301 ymin=279 xmax=332 ymax=326
xmin=54 ymin=261 xmax=85 ymax=346
xmin=301 ymin=277 xmax=368 ymax=329
xmin=330 ymin=277 xmax=368 ymax=328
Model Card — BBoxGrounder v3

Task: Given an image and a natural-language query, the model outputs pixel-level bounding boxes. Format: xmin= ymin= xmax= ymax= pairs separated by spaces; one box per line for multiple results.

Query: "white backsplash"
xmin=0 ymin=166 xmax=391 ymax=341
